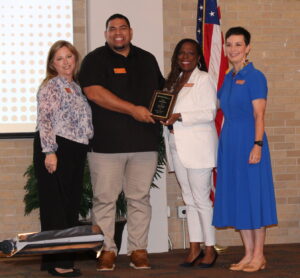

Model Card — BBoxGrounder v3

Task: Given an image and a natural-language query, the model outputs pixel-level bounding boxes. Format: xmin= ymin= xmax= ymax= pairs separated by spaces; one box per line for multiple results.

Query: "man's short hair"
xmin=105 ymin=14 xmax=131 ymax=29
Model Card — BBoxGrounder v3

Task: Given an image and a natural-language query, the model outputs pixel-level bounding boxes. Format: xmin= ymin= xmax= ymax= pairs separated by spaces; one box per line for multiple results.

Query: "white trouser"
xmin=169 ymin=134 xmax=216 ymax=246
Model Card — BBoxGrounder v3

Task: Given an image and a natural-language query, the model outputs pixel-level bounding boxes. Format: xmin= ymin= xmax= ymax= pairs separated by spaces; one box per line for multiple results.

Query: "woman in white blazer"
xmin=162 ymin=39 xmax=218 ymax=268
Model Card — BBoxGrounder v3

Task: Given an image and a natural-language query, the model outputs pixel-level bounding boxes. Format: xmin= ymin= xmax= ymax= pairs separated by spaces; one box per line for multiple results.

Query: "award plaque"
xmin=149 ymin=90 xmax=177 ymax=121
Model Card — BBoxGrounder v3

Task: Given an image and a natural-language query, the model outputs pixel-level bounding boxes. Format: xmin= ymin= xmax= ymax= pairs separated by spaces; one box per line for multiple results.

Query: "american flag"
xmin=196 ymin=0 xmax=228 ymax=200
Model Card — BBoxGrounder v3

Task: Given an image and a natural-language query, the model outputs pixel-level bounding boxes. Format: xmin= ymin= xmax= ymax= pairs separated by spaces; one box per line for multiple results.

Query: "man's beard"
xmin=113 ymin=45 xmax=126 ymax=51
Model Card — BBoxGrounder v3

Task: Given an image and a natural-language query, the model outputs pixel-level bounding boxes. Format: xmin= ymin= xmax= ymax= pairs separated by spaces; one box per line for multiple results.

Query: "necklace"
xmin=232 ymin=59 xmax=249 ymax=77
xmin=171 ymin=72 xmax=192 ymax=93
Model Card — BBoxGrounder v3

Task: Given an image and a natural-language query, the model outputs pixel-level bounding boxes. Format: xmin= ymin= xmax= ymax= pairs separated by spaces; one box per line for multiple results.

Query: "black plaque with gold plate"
xmin=149 ymin=90 xmax=177 ymax=121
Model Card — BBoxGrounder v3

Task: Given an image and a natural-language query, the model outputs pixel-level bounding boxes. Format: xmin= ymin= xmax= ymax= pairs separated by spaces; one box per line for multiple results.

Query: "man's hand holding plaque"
xmin=149 ymin=90 xmax=177 ymax=121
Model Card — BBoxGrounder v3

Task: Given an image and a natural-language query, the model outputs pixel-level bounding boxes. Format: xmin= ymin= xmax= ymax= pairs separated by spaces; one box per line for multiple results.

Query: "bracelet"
xmin=45 ymin=151 xmax=55 ymax=155
xmin=254 ymin=140 xmax=263 ymax=147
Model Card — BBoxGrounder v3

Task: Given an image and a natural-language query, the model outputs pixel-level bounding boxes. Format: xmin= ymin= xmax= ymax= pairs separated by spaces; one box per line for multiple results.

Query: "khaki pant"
xmin=88 ymin=151 xmax=158 ymax=254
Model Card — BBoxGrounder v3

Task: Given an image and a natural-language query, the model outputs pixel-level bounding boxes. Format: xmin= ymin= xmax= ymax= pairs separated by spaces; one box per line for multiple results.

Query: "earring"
xmin=243 ymin=58 xmax=249 ymax=67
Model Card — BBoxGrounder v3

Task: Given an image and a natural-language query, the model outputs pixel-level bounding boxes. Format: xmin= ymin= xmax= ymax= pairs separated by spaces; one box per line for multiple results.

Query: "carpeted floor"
xmin=0 ymin=244 xmax=299 ymax=278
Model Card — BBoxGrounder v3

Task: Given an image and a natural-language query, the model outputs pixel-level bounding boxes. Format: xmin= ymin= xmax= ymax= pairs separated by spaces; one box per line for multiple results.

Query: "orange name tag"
xmin=65 ymin=88 xmax=72 ymax=93
xmin=236 ymin=80 xmax=245 ymax=85
xmin=114 ymin=68 xmax=127 ymax=74
xmin=184 ymin=83 xmax=194 ymax=87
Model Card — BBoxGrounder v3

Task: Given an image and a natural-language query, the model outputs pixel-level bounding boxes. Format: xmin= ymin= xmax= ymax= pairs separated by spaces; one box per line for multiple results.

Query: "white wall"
xmin=86 ymin=0 xmax=168 ymax=253
xmin=86 ymin=0 xmax=164 ymax=72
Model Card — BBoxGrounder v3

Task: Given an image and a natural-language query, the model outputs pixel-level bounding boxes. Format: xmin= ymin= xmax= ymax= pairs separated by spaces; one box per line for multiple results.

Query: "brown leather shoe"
xmin=96 ymin=250 xmax=116 ymax=271
xmin=129 ymin=249 xmax=151 ymax=270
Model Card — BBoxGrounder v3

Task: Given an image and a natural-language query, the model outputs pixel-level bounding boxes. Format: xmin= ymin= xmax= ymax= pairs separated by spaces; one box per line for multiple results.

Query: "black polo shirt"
xmin=78 ymin=43 xmax=164 ymax=153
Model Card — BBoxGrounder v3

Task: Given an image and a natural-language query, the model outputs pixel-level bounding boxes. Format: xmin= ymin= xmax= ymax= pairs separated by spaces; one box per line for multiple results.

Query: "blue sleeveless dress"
xmin=212 ymin=63 xmax=278 ymax=229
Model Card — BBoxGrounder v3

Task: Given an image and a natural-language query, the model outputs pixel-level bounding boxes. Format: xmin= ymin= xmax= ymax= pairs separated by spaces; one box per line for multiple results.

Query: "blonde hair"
xmin=41 ymin=40 xmax=80 ymax=87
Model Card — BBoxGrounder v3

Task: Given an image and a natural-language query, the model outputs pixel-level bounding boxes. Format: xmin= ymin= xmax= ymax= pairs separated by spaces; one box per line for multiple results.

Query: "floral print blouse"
xmin=36 ymin=76 xmax=93 ymax=153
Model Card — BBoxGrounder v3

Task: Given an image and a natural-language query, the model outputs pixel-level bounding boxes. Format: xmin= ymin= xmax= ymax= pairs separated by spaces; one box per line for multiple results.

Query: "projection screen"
xmin=0 ymin=0 xmax=73 ymax=138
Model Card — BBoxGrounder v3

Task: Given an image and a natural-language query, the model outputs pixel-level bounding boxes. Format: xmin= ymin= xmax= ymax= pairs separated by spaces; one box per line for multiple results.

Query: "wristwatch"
xmin=254 ymin=140 xmax=263 ymax=147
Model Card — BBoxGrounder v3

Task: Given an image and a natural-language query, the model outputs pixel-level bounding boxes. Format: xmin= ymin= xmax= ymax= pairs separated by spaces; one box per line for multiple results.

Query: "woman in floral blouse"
xmin=33 ymin=40 xmax=93 ymax=277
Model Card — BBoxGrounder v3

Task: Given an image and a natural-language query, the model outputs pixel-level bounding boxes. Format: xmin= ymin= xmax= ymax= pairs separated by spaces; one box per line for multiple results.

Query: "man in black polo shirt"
xmin=78 ymin=14 xmax=164 ymax=271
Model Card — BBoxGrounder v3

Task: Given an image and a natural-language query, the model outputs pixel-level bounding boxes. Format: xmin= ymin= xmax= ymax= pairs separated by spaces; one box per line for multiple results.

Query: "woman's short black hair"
xmin=105 ymin=14 xmax=131 ymax=29
xmin=225 ymin=26 xmax=251 ymax=46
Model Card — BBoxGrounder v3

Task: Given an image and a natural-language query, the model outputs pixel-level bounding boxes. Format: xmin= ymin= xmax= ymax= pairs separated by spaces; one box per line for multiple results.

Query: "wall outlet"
xmin=177 ymin=206 xmax=187 ymax=219
xmin=167 ymin=206 xmax=171 ymax=217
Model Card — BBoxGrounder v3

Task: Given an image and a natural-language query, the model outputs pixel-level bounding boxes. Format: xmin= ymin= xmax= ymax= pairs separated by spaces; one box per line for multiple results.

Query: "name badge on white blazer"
xmin=184 ymin=83 xmax=194 ymax=87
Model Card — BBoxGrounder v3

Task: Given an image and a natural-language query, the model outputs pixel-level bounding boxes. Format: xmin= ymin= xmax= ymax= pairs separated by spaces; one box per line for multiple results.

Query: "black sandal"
xmin=180 ymin=249 xmax=205 ymax=267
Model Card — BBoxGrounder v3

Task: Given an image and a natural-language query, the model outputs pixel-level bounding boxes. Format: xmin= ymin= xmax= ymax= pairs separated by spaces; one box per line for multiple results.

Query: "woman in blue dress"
xmin=212 ymin=27 xmax=277 ymax=272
